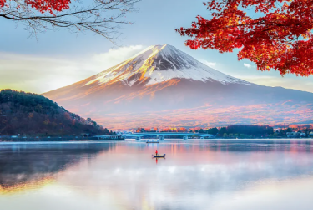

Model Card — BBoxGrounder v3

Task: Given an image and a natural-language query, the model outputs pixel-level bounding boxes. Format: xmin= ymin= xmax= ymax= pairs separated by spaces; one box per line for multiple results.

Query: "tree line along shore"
xmin=0 ymin=90 xmax=113 ymax=137
xmin=135 ymin=125 xmax=313 ymax=139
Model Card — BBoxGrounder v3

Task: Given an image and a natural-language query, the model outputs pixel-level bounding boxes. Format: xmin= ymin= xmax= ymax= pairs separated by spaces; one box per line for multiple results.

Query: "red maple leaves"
xmin=0 ymin=0 xmax=71 ymax=13
xmin=176 ymin=0 xmax=313 ymax=76
xmin=25 ymin=0 xmax=71 ymax=13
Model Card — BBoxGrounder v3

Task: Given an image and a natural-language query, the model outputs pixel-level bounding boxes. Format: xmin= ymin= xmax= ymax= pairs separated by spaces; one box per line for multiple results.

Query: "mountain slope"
xmin=0 ymin=90 xmax=107 ymax=135
xmin=85 ymin=44 xmax=249 ymax=86
xmin=44 ymin=44 xmax=313 ymax=129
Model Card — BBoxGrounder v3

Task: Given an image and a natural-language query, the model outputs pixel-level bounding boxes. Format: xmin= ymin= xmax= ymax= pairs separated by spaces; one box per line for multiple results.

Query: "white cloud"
xmin=199 ymin=59 xmax=216 ymax=68
xmin=92 ymin=45 xmax=145 ymax=71
xmin=244 ymin=63 xmax=251 ymax=68
xmin=232 ymin=74 xmax=313 ymax=93
xmin=0 ymin=45 xmax=145 ymax=94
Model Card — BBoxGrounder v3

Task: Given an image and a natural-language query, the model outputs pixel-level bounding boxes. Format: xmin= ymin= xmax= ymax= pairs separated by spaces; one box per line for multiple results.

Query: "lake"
xmin=1 ymin=139 xmax=313 ymax=210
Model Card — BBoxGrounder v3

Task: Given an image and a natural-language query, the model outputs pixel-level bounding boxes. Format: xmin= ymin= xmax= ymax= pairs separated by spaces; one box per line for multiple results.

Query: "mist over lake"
xmin=1 ymin=140 xmax=313 ymax=210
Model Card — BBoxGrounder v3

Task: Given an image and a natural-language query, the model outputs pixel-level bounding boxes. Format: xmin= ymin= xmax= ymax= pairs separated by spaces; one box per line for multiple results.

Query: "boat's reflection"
xmin=153 ymin=156 xmax=166 ymax=164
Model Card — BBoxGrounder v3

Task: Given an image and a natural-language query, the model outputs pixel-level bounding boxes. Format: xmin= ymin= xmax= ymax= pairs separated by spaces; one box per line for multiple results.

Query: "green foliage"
xmin=199 ymin=129 xmax=205 ymax=133
xmin=207 ymin=127 xmax=219 ymax=135
xmin=225 ymin=125 xmax=274 ymax=136
xmin=219 ymin=127 xmax=227 ymax=135
xmin=0 ymin=90 xmax=109 ymax=135
xmin=215 ymin=125 xmax=277 ymax=138
xmin=285 ymin=128 xmax=292 ymax=132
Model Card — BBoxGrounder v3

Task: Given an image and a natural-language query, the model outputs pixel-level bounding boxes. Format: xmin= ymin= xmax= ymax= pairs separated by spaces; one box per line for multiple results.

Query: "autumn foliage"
xmin=176 ymin=0 xmax=313 ymax=76
xmin=0 ymin=0 xmax=70 ymax=13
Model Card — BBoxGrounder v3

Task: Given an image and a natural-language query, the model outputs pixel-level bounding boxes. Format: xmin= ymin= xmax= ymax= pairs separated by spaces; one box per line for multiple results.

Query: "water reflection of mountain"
xmin=1 ymin=141 xmax=313 ymax=210
xmin=92 ymin=145 xmax=313 ymax=210
xmin=0 ymin=143 xmax=114 ymax=188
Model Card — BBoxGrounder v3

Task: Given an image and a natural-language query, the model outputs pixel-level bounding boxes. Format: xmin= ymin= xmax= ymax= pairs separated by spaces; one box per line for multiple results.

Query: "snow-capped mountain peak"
xmin=85 ymin=44 xmax=249 ymax=86
xmin=43 ymin=44 xmax=313 ymax=130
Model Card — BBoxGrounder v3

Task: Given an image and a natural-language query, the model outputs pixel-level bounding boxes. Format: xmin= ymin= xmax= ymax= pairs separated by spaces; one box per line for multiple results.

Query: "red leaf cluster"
xmin=0 ymin=0 xmax=71 ymax=13
xmin=176 ymin=0 xmax=313 ymax=76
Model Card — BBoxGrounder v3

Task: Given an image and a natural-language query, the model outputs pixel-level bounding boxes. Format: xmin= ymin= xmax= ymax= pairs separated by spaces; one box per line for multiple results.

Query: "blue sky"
xmin=0 ymin=0 xmax=312 ymax=94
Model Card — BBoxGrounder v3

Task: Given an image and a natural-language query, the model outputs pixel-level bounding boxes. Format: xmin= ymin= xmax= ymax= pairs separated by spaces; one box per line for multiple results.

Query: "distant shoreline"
xmin=1 ymin=138 xmax=313 ymax=143
xmin=0 ymin=136 xmax=123 ymax=142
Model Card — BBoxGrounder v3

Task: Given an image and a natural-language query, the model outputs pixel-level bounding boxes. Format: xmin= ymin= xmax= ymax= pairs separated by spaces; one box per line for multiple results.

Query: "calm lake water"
xmin=1 ymin=139 xmax=313 ymax=210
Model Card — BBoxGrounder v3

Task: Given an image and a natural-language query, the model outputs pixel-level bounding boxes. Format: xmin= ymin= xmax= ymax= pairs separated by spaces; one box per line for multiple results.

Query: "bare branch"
xmin=0 ymin=0 xmax=141 ymax=43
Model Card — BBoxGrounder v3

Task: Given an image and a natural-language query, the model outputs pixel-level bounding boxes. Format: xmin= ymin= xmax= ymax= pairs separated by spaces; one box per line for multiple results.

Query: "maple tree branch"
xmin=177 ymin=0 xmax=313 ymax=76
xmin=0 ymin=0 xmax=141 ymax=42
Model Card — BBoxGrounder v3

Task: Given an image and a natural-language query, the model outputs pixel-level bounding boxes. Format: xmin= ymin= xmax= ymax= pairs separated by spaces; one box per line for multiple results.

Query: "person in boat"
xmin=155 ymin=150 xmax=158 ymax=156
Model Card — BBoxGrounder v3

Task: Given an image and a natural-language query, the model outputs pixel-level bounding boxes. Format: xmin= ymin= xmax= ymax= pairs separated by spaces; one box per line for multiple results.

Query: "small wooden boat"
xmin=146 ymin=140 xmax=159 ymax=143
xmin=152 ymin=154 xmax=166 ymax=158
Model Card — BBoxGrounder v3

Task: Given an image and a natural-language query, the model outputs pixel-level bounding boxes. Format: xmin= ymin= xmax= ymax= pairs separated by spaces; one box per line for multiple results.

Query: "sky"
xmin=0 ymin=0 xmax=313 ymax=94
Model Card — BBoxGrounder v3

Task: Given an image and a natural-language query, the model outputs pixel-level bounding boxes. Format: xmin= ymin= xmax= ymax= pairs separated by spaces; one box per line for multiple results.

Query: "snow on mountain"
xmin=85 ymin=44 xmax=250 ymax=86
xmin=43 ymin=44 xmax=313 ymax=129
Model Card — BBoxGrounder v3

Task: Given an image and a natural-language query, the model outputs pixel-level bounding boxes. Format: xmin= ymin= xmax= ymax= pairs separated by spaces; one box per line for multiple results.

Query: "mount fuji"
xmin=85 ymin=44 xmax=249 ymax=86
xmin=44 ymin=44 xmax=313 ymax=129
